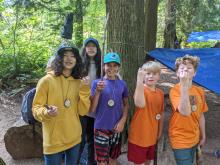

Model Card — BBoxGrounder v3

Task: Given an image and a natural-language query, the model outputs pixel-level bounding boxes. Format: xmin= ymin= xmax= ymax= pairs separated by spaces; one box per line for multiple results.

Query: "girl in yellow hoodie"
xmin=32 ymin=42 xmax=90 ymax=165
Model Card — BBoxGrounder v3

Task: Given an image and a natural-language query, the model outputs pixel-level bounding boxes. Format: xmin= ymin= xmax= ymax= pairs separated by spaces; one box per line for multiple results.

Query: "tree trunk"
xmin=163 ymin=0 xmax=177 ymax=48
xmin=144 ymin=0 xmax=159 ymax=52
xmin=61 ymin=13 xmax=74 ymax=40
xmin=13 ymin=5 xmax=19 ymax=76
xmin=106 ymin=0 xmax=145 ymax=141
xmin=75 ymin=0 xmax=83 ymax=48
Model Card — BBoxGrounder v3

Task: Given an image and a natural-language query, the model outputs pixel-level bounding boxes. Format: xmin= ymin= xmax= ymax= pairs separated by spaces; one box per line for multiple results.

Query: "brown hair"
xmin=175 ymin=54 xmax=200 ymax=71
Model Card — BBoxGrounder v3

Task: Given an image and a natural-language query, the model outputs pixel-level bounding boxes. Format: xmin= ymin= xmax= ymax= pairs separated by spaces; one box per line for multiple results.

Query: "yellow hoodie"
xmin=32 ymin=72 xmax=90 ymax=154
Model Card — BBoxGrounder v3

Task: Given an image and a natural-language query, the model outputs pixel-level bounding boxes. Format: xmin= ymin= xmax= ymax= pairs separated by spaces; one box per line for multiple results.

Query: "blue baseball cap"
xmin=104 ymin=52 xmax=121 ymax=65
xmin=84 ymin=37 xmax=99 ymax=48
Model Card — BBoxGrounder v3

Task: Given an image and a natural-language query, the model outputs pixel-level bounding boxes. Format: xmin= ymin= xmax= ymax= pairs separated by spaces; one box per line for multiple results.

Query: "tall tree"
xmin=106 ymin=0 xmax=145 ymax=139
xmin=144 ymin=0 xmax=159 ymax=52
xmin=163 ymin=0 xmax=177 ymax=48
xmin=106 ymin=0 xmax=145 ymax=93
xmin=74 ymin=0 xmax=83 ymax=48
xmin=61 ymin=13 xmax=74 ymax=40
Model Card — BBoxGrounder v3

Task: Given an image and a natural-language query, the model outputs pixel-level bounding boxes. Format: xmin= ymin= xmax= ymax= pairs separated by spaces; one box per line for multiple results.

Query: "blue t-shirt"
xmin=91 ymin=79 xmax=129 ymax=130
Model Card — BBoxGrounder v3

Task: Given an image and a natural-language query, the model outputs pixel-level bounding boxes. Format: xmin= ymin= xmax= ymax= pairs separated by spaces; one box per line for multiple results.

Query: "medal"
xmin=156 ymin=114 xmax=161 ymax=120
xmin=190 ymin=96 xmax=197 ymax=112
xmin=60 ymin=77 xmax=71 ymax=108
xmin=191 ymin=105 xmax=197 ymax=112
xmin=64 ymin=99 xmax=71 ymax=108
xmin=108 ymin=99 xmax=115 ymax=107
xmin=106 ymin=80 xmax=116 ymax=107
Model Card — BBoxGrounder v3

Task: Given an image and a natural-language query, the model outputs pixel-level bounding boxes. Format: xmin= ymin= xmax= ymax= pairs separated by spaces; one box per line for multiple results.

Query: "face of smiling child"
xmin=143 ymin=70 xmax=160 ymax=87
xmin=85 ymin=42 xmax=97 ymax=57
xmin=104 ymin=62 xmax=119 ymax=79
xmin=62 ymin=51 xmax=76 ymax=70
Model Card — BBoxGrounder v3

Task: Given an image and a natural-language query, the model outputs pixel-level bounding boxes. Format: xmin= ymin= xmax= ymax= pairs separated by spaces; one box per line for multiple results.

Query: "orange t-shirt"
xmin=169 ymin=83 xmax=208 ymax=149
xmin=128 ymin=86 xmax=164 ymax=147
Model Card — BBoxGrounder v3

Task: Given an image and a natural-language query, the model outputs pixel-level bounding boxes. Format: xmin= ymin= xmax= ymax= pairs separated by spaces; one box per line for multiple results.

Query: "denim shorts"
xmin=173 ymin=145 xmax=197 ymax=165
xmin=44 ymin=143 xmax=80 ymax=165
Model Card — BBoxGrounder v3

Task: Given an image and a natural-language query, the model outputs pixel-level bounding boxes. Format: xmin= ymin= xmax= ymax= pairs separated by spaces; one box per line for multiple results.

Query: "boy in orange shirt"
xmin=128 ymin=61 xmax=164 ymax=165
xmin=169 ymin=55 xmax=208 ymax=165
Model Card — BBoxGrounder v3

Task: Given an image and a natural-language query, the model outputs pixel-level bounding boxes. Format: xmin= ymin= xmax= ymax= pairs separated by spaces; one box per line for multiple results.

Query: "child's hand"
xmin=47 ymin=105 xmax=58 ymax=117
xmin=157 ymin=133 xmax=162 ymax=141
xmin=81 ymin=76 xmax=90 ymax=85
xmin=199 ymin=137 xmax=206 ymax=147
xmin=114 ymin=120 xmax=125 ymax=133
xmin=96 ymin=80 xmax=105 ymax=92
xmin=137 ymin=68 xmax=146 ymax=84
xmin=179 ymin=70 xmax=191 ymax=88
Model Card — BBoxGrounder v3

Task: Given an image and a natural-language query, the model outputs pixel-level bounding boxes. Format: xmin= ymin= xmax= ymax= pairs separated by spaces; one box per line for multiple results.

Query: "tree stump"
xmin=4 ymin=119 xmax=43 ymax=160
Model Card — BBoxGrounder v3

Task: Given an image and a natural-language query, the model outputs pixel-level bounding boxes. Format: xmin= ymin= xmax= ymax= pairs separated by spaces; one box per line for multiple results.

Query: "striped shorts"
xmin=94 ymin=129 xmax=121 ymax=163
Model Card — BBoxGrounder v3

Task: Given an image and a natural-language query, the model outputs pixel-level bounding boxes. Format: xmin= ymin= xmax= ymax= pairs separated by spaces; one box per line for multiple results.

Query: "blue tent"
xmin=148 ymin=48 xmax=220 ymax=95
xmin=187 ymin=30 xmax=220 ymax=43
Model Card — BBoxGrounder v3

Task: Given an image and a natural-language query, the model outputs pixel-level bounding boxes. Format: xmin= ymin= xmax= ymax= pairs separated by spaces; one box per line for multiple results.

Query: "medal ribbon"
xmin=60 ymin=76 xmax=71 ymax=108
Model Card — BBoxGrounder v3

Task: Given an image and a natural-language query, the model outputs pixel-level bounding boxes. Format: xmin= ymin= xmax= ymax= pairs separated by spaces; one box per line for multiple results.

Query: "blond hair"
xmin=142 ymin=61 xmax=161 ymax=74
xmin=175 ymin=54 xmax=200 ymax=71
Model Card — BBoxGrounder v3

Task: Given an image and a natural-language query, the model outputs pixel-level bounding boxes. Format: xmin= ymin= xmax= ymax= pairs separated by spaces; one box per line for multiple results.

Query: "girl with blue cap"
xmin=78 ymin=37 xmax=101 ymax=165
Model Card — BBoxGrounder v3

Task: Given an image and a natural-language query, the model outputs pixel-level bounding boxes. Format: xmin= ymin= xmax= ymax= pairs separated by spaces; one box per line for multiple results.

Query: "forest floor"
xmin=0 ymin=67 xmax=220 ymax=165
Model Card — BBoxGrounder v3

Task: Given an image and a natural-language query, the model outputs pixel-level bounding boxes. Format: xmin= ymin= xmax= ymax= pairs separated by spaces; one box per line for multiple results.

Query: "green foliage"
xmin=176 ymin=0 xmax=220 ymax=44
xmin=157 ymin=0 xmax=166 ymax=47
xmin=1 ymin=0 xmax=218 ymax=90
xmin=83 ymin=0 xmax=105 ymax=42
xmin=187 ymin=41 xmax=217 ymax=48
xmin=0 ymin=2 xmax=61 ymax=88
xmin=72 ymin=0 xmax=105 ymax=47
xmin=0 ymin=0 xmax=105 ymax=90
xmin=157 ymin=0 xmax=219 ymax=48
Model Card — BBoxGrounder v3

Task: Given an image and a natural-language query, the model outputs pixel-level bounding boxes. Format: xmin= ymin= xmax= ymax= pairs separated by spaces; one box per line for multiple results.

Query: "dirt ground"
xmin=0 ymin=67 xmax=220 ymax=165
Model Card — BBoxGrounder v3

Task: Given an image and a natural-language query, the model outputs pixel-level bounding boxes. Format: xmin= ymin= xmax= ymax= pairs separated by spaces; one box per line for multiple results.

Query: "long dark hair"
xmin=81 ymin=44 xmax=101 ymax=78
xmin=52 ymin=49 xmax=82 ymax=79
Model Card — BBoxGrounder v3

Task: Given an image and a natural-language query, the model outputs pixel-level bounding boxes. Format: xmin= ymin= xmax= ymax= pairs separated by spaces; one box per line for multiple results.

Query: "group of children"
xmin=32 ymin=37 xmax=208 ymax=165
